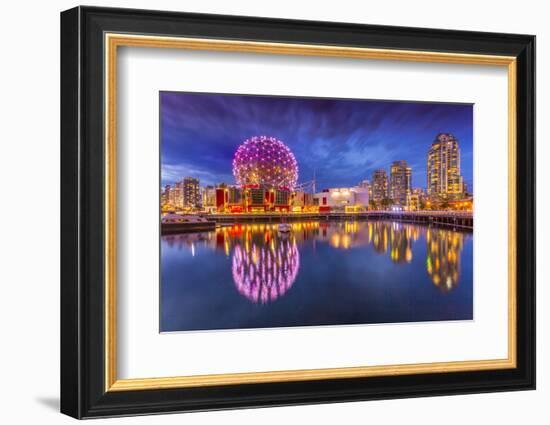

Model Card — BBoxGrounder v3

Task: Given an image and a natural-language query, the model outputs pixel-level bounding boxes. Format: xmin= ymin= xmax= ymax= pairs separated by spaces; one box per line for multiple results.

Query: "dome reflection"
xmin=232 ymin=236 xmax=300 ymax=304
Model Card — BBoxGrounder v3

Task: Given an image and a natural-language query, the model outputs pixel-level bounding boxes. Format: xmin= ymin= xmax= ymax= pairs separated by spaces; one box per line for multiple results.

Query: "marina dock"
xmin=204 ymin=211 xmax=473 ymax=230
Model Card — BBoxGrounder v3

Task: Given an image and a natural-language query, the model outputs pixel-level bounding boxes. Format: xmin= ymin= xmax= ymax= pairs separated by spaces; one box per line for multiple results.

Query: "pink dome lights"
xmin=232 ymin=136 xmax=298 ymax=190
xmin=232 ymin=238 xmax=300 ymax=304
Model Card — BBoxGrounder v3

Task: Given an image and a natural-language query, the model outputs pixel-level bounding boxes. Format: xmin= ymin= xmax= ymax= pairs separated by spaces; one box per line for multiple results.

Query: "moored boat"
xmin=277 ymin=223 xmax=292 ymax=233
xmin=161 ymin=214 xmax=215 ymax=234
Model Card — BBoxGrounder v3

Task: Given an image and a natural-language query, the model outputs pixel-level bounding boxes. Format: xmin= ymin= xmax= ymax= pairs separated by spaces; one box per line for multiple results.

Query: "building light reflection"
xmin=162 ymin=219 xmax=465 ymax=299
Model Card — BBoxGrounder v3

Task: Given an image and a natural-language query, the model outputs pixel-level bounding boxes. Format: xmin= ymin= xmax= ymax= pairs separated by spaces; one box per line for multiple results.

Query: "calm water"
xmin=161 ymin=220 xmax=473 ymax=332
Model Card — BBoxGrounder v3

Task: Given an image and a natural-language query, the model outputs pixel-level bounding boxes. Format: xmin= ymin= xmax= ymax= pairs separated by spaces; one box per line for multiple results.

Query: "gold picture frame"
xmin=104 ymin=33 xmax=517 ymax=392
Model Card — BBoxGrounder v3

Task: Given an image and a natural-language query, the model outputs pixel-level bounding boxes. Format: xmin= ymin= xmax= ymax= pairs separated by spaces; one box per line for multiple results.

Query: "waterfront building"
xmin=409 ymin=193 xmax=420 ymax=211
xmin=409 ymin=188 xmax=426 ymax=211
xmin=202 ymin=185 xmax=217 ymax=213
xmin=273 ymin=188 xmax=291 ymax=210
xmin=161 ymin=184 xmax=171 ymax=206
xmin=427 ymin=133 xmax=465 ymax=200
xmin=313 ymin=187 xmax=369 ymax=212
xmin=358 ymin=179 xmax=372 ymax=202
xmin=215 ymin=185 xmax=244 ymax=213
xmin=246 ymin=187 xmax=266 ymax=212
xmin=227 ymin=186 xmax=243 ymax=211
xmin=243 ymin=186 xmax=291 ymax=213
xmin=213 ymin=184 xmax=292 ymax=213
xmin=171 ymin=180 xmax=183 ymax=208
xmin=291 ymin=190 xmax=314 ymax=212
xmin=215 ymin=187 xmax=226 ymax=212
xmin=389 ymin=160 xmax=412 ymax=208
xmin=447 ymin=197 xmax=473 ymax=211
xmin=168 ymin=183 xmax=177 ymax=206
xmin=183 ymin=177 xmax=200 ymax=208
xmin=371 ymin=169 xmax=388 ymax=204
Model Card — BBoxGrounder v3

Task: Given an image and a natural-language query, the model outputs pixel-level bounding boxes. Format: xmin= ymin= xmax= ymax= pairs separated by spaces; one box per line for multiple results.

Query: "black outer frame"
xmin=60 ymin=5 xmax=535 ymax=419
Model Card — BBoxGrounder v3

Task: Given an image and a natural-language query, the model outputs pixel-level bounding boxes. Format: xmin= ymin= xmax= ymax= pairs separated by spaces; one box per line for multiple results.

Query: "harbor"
xmin=158 ymin=94 xmax=475 ymax=333
xmin=161 ymin=210 xmax=473 ymax=234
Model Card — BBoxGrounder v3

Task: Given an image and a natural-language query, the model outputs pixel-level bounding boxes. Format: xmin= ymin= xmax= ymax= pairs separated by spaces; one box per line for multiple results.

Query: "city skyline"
xmin=161 ymin=92 xmax=473 ymax=191
xmin=159 ymin=92 xmax=474 ymax=334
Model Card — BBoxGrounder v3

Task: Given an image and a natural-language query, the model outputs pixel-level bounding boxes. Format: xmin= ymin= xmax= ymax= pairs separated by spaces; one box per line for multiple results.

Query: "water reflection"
xmin=162 ymin=220 xmax=467 ymax=303
xmin=426 ymin=227 xmax=463 ymax=292
xmin=232 ymin=236 xmax=300 ymax=304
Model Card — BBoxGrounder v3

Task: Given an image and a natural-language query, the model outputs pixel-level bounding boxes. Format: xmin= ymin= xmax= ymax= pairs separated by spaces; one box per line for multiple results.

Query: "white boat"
xmin=278 ymin=223 xmax=292 ymax=233
xmin=161 ymin=214 xmax=215 ymax=234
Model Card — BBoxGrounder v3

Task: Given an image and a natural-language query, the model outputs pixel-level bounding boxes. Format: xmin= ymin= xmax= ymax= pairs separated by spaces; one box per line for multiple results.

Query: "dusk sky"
xmin=160 ymin=92 xmax=473 ymax=191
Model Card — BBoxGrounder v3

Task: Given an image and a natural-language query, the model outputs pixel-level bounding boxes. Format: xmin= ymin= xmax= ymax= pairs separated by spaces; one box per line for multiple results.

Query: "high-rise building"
xmin=174 ymin=180 xmax=184 ymax=207
xmin=371 ymin=169 xmax=388 ymax=203
xmin=427 ymin=133 xmax=465 ymax=200
xmin=162 ymin=184 xmax=171 ymax=206
xmin=183 ymin=177 xmax=200 ymax=208
xmin=168 ymin=184 xmax=177 ymax=206
xmin=389 ymin=160 xmax=412 ymax=207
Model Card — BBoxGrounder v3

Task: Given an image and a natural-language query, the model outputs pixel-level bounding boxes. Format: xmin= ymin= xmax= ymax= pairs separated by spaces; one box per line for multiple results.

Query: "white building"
xmin=313 ymin=187 xmax=369 ymax=212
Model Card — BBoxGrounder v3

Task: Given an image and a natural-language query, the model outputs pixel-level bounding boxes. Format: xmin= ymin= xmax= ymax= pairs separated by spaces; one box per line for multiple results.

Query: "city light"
xmin=232 ymin=135 xmax=298 ymax=190
xmin=160 ymin=132 xmax=473 ymax=219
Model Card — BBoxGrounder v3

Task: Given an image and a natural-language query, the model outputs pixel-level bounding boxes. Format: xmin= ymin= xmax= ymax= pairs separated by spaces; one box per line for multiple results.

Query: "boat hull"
xmin=161 ymin=221 xmax=216 ymax=234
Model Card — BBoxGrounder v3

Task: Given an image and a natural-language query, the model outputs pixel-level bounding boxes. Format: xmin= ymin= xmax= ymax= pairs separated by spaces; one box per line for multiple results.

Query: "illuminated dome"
xmin=232 ymin=136 xmax=298 ymax=190
xmin=232 ymin=238 xmax=300 ymax=304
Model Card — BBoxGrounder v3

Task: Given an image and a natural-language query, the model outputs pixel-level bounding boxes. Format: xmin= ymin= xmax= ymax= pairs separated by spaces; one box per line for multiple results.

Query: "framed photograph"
xmin=60 ymin=6 xmax=535 ymax=419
